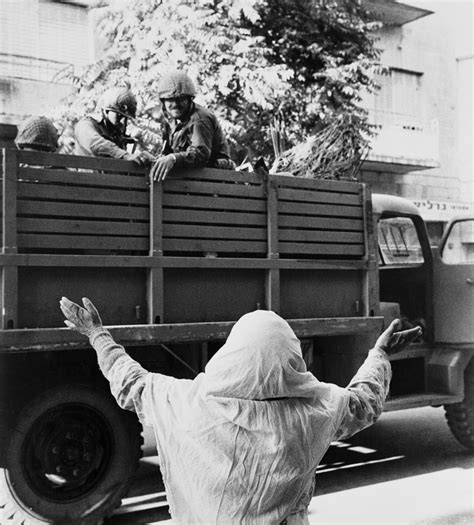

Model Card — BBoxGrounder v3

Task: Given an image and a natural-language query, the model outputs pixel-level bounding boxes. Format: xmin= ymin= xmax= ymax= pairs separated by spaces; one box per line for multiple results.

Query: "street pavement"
xmin=106 ymin=406 xmax=473 ymax=524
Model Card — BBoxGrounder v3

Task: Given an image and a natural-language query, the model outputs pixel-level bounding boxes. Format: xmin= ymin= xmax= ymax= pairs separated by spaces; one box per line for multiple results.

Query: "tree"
xmin=52 ymin=0 xmax=381 ymax=169
xmin=244 ymin=0 xmax=383 ymax=177
xmin=244 ymin=0 xmax=381 ymax=134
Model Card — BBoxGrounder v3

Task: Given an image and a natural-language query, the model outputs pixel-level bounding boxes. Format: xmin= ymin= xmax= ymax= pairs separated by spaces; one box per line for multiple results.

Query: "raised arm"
xmin=335 ymin=320 xmax=422 ymax=440
xmin=60 ymin=297 xmax=149 ymax=420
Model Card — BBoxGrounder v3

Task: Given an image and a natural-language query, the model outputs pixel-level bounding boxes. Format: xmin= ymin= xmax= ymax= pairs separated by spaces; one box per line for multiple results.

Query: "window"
xmin=441 ymin=219 xmax=474 ymax=264
xmin=378 ymin=217 xmax=424 ymax=265
xmin=426 ymin=221 xmax=446 ymax=248
xmin=365 ymin=68 xmax=423 ymax=125
xmin=0 ymin=0 xmax=89 ymax=81
xmin=390 ymin=68 xmax=422 ymax=122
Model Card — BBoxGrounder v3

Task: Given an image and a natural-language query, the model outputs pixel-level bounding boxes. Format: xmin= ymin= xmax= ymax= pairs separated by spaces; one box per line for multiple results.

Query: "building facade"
xmin=0 ymin=0 xmax=94 ymax=146
xmin=360 ymin=0 xmax=473 ymax=243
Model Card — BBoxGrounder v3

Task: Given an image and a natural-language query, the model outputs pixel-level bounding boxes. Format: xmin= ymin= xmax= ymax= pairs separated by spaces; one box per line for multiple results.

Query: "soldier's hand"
xmin=375 ymin=319 xmax=422 ymax=355
xmin=60 ymin=296 xmax=103 ymax=337
xmin=150 ymin=154 xmax=176 ymax=182
xmin=214 ymin=158 xmax=237 ymax=170
xmin=128 ymin=150 xmax=156 ymax=167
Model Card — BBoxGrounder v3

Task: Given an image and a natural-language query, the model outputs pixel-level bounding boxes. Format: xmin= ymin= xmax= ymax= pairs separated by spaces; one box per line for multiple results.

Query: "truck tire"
xmin=444 ymin=358 xmax=474 ymax=450
xmin=0 ymin=383 xmax=143 ymax=524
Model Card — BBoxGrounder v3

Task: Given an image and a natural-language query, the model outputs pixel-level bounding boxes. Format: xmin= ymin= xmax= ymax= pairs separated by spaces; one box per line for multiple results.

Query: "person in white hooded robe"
xmin=60 ymin=296 xmax=421 ymax=524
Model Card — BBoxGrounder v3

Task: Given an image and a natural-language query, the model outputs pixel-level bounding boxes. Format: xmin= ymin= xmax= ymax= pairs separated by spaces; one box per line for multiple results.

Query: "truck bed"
xmin=0 ymin=149 xmax=379 ymax=336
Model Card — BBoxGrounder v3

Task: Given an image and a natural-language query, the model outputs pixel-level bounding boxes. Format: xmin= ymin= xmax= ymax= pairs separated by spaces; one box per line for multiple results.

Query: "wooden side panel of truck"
xmin=0 ymin=149 xmax=380 ymax=327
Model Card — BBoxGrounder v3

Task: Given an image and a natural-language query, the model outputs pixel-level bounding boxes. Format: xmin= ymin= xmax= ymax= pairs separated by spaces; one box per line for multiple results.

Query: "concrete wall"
xmin=0 ymin=0 xmax=93 ymax=144
xmin=362 ymin=1 xmax=473 ymax=217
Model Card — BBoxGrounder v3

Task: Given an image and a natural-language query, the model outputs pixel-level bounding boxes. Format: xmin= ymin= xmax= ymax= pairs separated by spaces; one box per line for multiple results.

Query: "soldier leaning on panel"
xmin=74 ymin=86 xmax=155 ymax=167
xmin=150 ymin=70 xmax=236 ymax=182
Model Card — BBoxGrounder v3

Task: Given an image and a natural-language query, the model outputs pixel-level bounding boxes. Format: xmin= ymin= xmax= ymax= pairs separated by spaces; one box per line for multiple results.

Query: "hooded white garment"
xmin=90 ymin=310 xmax=391 ymax=524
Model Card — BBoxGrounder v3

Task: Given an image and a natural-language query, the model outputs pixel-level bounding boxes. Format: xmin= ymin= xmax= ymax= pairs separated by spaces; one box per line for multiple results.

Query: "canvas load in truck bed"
xmin=0 ymin=149 xmax=379 ymax=336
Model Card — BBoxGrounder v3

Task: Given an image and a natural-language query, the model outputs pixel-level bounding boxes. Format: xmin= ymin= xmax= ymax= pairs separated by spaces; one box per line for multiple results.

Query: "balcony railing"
xmin=0 ymin=53 xmax=73 ymax=83
xmin=364 ymin=110 xmax=439 ymax=173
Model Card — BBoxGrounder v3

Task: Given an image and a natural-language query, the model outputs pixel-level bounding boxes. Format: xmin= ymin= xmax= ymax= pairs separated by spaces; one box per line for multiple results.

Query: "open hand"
xmin=375 ymin=319 xmax=422 ymax=355
xmin=60 ymin=296 xmax=102 ymax=337
xmin=150 ymin=154 xmax=176 ymax=182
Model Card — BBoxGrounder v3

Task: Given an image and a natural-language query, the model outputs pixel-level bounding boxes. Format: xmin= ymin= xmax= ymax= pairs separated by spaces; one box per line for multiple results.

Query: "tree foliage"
xmin=52 ymin=0 xmax=381 ymax=168
xmin=245 ymin=0 xmax=381 ymax=133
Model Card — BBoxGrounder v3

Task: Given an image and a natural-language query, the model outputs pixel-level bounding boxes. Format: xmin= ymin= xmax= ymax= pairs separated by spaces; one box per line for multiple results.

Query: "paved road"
xmin=106 ymin=406 xmax=473 ymax=524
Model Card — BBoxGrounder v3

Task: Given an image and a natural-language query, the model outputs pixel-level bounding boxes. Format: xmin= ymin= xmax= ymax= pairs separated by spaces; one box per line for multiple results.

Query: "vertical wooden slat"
xmin=2 ymin=149 xmax=18 ymax=328
xmin=266 ymin=269 xmax=280 ymax=314
xmin=150 ymin=179 xmax=163 ymax=256
xmin=361 ymin=183 xmax=378 ymax=317
xmin=147 ymin=181 xmax=164 ymax=324
xmin=3 ymin=149 xmax=18 ymax=254
xmin=266 ymin=175 xmax=279 ymax=258
xmin=2 ymin=267 xmax=18 ymax=329
xmin=265 ymin=175 xmax=280 ymax=312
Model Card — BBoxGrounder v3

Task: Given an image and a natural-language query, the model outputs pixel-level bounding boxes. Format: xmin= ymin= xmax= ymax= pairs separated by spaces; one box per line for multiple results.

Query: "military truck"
xmin=0 ymin=149 xmax=472 ymax=524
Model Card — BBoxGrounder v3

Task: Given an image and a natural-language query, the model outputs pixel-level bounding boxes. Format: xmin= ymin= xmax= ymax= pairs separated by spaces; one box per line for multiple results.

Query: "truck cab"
xmin=373 ymin=194 xmax=473 ymax=446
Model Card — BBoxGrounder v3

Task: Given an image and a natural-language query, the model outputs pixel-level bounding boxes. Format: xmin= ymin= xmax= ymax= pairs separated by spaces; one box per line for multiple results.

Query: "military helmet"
xmin=157 ymin=71 xmax=197 ymax=99
xmin=15 ymin=116 xmax=59 ymax=152
xmin=100 ymin=87 xmax=137 ymax=119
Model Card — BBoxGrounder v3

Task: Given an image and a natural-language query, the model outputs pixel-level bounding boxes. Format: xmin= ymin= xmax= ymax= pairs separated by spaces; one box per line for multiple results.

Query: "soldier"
xmin=74 ymin=87 xmax=154 ymax=166
xmin=15 ymin=116 xmax=59 ymax=152
xmin=151 ymin=70 xmax=236 ymax=182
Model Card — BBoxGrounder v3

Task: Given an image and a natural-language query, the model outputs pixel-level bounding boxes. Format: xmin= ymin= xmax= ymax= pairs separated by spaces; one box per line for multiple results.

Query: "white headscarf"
xmin=142 ymin=310 xmax=349 ymax=524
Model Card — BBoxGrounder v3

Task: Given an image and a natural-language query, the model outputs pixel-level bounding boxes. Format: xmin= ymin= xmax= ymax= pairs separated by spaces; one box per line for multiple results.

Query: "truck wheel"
xmin=444 ymin=358 xmax=474 ymax=450
xmin=0 ymin=383 xmax=143 ymax=524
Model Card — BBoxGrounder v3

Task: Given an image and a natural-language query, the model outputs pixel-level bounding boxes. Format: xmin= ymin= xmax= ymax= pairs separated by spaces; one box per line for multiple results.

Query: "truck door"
xmin=377 ymin=215 xmax=429 ymax=331
xmin=434 ymin=218 xmax=474 ymax=343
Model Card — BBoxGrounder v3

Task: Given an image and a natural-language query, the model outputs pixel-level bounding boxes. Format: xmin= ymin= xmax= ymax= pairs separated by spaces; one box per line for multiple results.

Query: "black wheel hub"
xmin=21 ymin=404 xmax=113 ymax=502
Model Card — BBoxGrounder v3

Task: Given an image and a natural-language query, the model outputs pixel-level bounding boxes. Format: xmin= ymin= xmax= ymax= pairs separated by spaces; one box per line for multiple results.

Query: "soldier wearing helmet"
xmin=151 ymin=70 xmax=236 ymax=182
xmin=74 ymin=86 xmax=154 ymax=166
xmin=15 ymin=116 xmax=59 ymax=152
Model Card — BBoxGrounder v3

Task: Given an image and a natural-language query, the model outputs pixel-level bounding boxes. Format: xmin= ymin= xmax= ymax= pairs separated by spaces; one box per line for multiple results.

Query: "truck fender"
xmin=426 ymin=348 xmax=473 ymax=396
